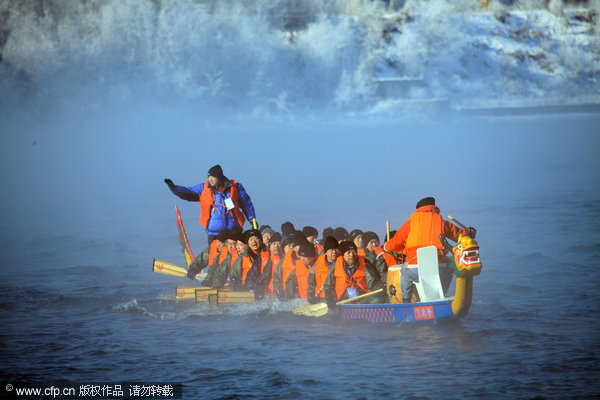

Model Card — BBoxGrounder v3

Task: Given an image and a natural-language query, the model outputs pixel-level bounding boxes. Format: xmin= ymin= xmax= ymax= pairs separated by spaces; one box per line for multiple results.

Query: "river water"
xmin=1 ymin=113 xmax=599 ymax=399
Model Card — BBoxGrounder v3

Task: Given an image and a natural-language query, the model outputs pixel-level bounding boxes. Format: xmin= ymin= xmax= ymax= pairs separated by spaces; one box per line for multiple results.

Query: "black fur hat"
xmin=416 ymin=197 xmax=435 ymax=209
xmin=338 ymin=240 xmax=357 ymax=256
xmin=323 ymin=236 xmax=339 ymax=253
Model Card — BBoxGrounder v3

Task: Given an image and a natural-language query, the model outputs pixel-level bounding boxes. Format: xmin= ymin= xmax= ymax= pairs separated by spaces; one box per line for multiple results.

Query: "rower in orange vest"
xmin=228 ymin=229 xmax=273 ymax=299
xmin=267 ymin=232 xmax=283 ymax=295
xmin=307 ymin=236 xmax=339 ymax=304
xmin=204 ymin=226 xmax=242 ymax=288
xmin=260 ymin=226 xmax=276 ymax=248
xmin=281 ymin=239 xmax=318 ymax=300
xmin=349 ymin=229 xmax=365 ymax=255
xmin=323 ymin=241 xmax=382 ymax=308
xmin=361 ymin=231 xmax=380 ymax=263
xmin=187 ymin=228 xmax=229 ymax=280
xmin=272 ymin=231 xmax=302 ymax=300
xmin=384 ymin=197 xmax=476 ymax=302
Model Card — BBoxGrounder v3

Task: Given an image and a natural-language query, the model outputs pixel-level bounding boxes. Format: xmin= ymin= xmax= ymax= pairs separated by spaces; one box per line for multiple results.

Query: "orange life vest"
xmin=313 ymin=254 xmax=333 ymax=298
xmin=314 ymin=243 xmax=324 ymax=255
xmin=294 ymin=259 xmax=313 ymax=299
xmin=218 ymin=246 xmax=238 ymax=267
xmin=280 ymin=251 xmax=298 ymax=292
xmin=208 ymin=240 xmax=220 ymax=267
xmin=404 ymin=211 xmax=445 ymax=264
xmin=268 ymin=254 xmax=282 ymax=294
xmin=199 ymin=180 xmax=245 ymax=228
xmin=374 ymin=246 xmax=398 ymax=270
xmin=240 ymin=251 xmax=270 ymax=286
xmin=333 ymin=256 xmax=369 ymax=301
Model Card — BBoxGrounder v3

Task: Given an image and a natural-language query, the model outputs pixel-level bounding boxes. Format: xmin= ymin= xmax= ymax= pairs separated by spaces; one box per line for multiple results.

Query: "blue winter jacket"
xmin=169 ymin=179 xmax=256 ymax=235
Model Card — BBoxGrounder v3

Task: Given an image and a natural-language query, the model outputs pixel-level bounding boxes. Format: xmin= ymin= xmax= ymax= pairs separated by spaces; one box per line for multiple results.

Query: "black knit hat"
xmin=293 ymin=230 xmax=306 ymax=246
xmin=270 ymin=232 xmax=282 ymax=243
xmin=216 ymin=228 xmax=230 ymax=243
xmin=281 ymin=221 xmax=296 ymax=236
xmin=338 ymin=240 xmax=357 ymax=256
xmin=416 ymin=196 xmax=436 ymax=209
xmin=349 ymin=229 xmax=364 ymax=240
xmin=208 ymin=164 xmax=225 ymax=180
xmin=297 ymin=239 xmax=317 ymax=258
xmin=362 ymin=231 xmax=379 ymax=246
xmin=322 ymin=227 xmax=334 ymax=240
xmin=333 ymin=227 xmax=349 ymax=241
xmin=281 ymin=233 xmax=295 ymax=248
xmin=244 ymin=229 xmax=262 ymax=244
xmin=302 ymin=226 xmax=318 ymax=238
xmin=323 ymin=236 xmax=339 ymax=253
xmin=259 ymin=224 xmax=272 ymax=232
xmin=228 ymin=226 xmax=243 ymax=242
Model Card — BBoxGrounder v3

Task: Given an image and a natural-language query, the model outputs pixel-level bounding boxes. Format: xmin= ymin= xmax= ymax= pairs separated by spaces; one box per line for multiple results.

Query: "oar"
xmin=386 ymin=220 xmax=390 ymax=242
xmin=153 ymin=258 xmax=187 ymax=277
xmin=292 ymin=288 xmax=384 ymax=317
xmin=153 ymin=259 xmax=206 ymax=280
xmin=447 ymin=215 xmax=468 ymax=230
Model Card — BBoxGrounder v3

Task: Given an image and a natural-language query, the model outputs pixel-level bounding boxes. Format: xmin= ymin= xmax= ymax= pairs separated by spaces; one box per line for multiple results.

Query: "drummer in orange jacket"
xmin=384 ymin=197 xmax=475 ymax=302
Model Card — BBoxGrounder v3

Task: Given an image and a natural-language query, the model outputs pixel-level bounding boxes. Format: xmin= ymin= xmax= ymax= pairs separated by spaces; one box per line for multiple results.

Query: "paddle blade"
xmin=292 ymin=302 xmax=328 ymax=317
xmin=216 ymin=290 xmax=255 ymax=305
xmin=153 ymin=258 xmax=188 ymax=277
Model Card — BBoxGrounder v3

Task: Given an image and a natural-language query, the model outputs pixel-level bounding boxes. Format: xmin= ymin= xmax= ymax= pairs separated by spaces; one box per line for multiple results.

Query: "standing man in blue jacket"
xmin=164 ymin=165 xmax=257 ymax=244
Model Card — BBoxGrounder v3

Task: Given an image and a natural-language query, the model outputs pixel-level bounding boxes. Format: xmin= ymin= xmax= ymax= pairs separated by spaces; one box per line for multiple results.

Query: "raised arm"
xmin=164 ymin=179 xmax=204 ymax=202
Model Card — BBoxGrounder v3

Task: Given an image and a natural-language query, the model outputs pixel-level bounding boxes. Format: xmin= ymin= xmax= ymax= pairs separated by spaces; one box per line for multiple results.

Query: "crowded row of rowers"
xmin=188 ymin=196 xmax=475 ymax=306
xmin=186 ymin=221 xmax=399 ymax=305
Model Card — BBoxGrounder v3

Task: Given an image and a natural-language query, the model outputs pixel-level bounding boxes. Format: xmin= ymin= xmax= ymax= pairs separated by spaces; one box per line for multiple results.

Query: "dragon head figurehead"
xmin=451 ymin=234 xmax=482 ymax=277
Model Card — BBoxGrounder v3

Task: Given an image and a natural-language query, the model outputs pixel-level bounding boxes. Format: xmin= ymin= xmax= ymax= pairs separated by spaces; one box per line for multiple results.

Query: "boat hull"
xmin=330 ymin=298 xmax=457 ymax=323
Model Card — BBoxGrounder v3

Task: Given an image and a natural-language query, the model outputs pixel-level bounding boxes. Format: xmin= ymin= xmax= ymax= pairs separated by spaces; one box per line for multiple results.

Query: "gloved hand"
xmin=164 ymin=178 xmax=175 ymax=188
xmin=468 ymin=227 xmax=477 ymax=239
xmin=187 ymin=265 xmax=199 ymax=280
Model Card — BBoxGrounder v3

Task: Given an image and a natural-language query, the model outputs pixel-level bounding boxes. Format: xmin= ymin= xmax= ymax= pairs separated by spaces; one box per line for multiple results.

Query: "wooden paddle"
xmin=447 ymin=215 xmax=468 ymax=230
xmin=386 ymin=220 xmax=390 ymax=242
xmin=292 ymin=288 xmax=384 ymax=317
xmin=153 ymin=258 xmax=206 ymax=281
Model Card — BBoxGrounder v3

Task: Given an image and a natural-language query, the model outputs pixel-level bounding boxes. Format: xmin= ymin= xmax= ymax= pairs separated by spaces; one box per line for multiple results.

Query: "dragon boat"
xmin=157 ymin=206 xmax=482 ymax=321
xmin=327 ymin=234 xmax=482 ymax=323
